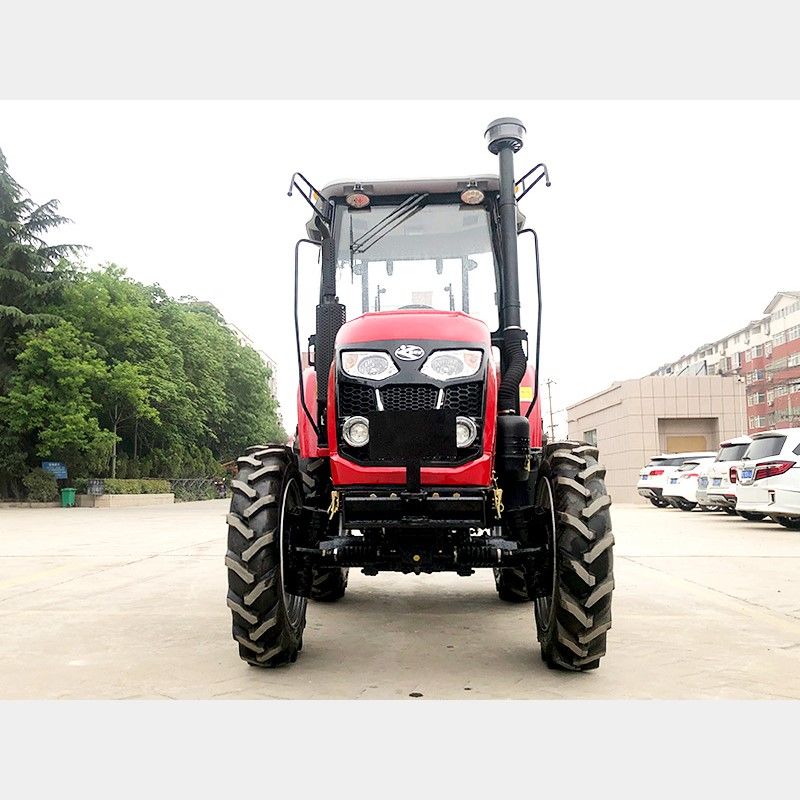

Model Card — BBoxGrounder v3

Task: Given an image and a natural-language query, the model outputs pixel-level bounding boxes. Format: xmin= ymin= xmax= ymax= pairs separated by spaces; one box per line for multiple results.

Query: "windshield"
xmin=333 ymin=199 xmax=499 ymax=329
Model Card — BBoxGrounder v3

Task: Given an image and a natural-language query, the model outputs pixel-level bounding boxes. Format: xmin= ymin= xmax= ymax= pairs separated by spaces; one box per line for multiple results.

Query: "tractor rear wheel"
xmin=225 ymin=446 xmax=307 ymax=667
xmin=493 ymin=567 xmax=531 ymax=602
xmin=534 ymin=441 xmax=614 ymax=671
xmin=294 ymin=439 xmax=349 ymax=603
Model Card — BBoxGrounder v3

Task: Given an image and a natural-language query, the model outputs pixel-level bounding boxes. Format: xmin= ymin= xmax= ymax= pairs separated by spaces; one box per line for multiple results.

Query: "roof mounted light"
xmin=346 ymin=185 xmax=370 ymax=209
xmin=460 ymin=184 xmax=485 ymax=205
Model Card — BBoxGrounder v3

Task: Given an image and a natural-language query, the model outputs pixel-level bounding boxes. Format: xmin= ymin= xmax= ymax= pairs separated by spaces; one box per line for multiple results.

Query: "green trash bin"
xmin=60 ymin=487 xmax=76 ymax=508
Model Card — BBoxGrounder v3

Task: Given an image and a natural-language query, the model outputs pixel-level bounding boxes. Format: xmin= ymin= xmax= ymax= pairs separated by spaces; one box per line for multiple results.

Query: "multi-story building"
xmin=227 ymin=322 xmax=278 ymax=394
xmin=650 ymin=291 xmax=800 ymax=433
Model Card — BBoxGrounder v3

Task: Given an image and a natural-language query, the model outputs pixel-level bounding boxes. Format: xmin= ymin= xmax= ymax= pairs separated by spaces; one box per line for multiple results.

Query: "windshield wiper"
xmin=350 ymin=193 xmax=430 ymax=258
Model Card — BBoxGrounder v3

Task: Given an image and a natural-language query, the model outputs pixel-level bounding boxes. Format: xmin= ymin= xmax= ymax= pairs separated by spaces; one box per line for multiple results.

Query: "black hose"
xmin=498 ymin=328 xmax=528 ymax=413
xmin=518 ymin=228 xmax=542 ymax=419
xmin=294 ymin=238 xmax=320 ymax=437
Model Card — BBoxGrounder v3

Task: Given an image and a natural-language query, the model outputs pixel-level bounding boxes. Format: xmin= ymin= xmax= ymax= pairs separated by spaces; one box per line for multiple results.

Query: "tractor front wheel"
xmin=225 ymin=446 xmax=307 ymax=667
xmin=533 ymin=441 xmax=614 ymax=671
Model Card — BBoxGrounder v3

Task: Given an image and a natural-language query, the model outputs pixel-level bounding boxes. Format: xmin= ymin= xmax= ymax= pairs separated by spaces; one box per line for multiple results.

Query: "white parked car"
xmin=705 ymin=435 xmax=753 ymax=516
xmin=663 ymin=457 xmax=717 ymax=511
xmin=637 ymin=452 xmax=717 ymax=507
xmin=736 ymin=428 xmax=800 ymax=529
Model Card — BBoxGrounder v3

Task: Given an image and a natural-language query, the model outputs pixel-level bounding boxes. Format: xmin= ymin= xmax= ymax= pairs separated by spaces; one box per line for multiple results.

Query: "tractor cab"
xmin=309 ymin=176 xmax=509 ymax=325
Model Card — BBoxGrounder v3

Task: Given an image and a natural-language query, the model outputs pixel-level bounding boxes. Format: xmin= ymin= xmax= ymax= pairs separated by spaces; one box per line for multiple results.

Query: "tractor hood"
xmin=335 ymin=309 xmax=492 ymax=348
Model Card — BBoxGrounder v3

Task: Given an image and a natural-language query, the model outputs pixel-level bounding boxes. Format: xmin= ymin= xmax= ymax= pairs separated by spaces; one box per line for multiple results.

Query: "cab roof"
xmin=307 ymin=175 xmax=503 ymax=240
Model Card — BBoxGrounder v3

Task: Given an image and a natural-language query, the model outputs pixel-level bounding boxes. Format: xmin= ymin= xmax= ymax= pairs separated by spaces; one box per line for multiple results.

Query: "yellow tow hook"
xmin=492 ymin=472 xmax=504 ymax=519
xmin=327 ymin=490 xmax=340 ymax=520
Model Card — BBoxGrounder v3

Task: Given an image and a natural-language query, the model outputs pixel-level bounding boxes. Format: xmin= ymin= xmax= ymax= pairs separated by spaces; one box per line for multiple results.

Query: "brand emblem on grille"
xmin=394 ymin=344 xmax=425 ymax=361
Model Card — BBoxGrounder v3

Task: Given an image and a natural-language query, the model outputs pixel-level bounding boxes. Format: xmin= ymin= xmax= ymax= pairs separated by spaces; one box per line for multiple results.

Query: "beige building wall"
xmin=566 ymin=376 xmax=747 ymax=503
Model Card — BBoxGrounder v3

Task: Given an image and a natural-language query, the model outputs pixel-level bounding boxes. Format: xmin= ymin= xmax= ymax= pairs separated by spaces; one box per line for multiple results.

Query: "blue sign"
xmin=41 ymin=461 xmax=68 ymax=479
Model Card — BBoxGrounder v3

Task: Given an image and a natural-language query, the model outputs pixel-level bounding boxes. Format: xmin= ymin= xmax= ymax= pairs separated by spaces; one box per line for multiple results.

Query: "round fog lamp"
xmin=455 ymin=416 xmax=477 ymax=448
xmin=342 ymin=416 xmax=370 ymax=447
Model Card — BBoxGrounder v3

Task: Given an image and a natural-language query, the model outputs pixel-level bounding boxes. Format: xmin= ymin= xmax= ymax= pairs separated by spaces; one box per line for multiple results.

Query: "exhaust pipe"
xmin=486 ymin=118 xmax=531 ymax=478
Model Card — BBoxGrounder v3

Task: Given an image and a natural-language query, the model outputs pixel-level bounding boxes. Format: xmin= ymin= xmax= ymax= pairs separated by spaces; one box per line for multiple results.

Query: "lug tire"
xmin=226 ymin=446 xmax=307 ymax=667
xmin=771 ymin=516 xmax=800 ymax=530
xmin=534 ymin=441 xmax=614 ymax=671
xmin=737 ymin=511 xmax=767 ymax=522
xmin=493 ymin=567 xmax=531 ymax=602
xmin=311 ymin=567 xmax=349 ymax=602
xmin=294 ymin=446 xmax=350 ymax=602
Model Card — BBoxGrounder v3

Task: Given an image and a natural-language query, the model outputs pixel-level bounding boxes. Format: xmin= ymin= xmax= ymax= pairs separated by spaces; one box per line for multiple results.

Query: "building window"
xmin=767 ymin=389 xmax=775 ymax=403
xmin=749 ymin=415 xmax=766 ymax=428
xmin=776 ymin=384 xmax=789 ymax=397
xmin=732 ymin=352 xmax=742 ymax=368
xmin=787 ymin=325 xmax=800 ymax=342
xmin=765 ymin=341 xmax=773 ymax=357
xmin=750 ymin=345 xmax=763 ymax=358
xmin=584 ymin=429 xmax=598 ymax=446
xmin=788 ymin=353 xmax=800 ymax=368
xmin=748 ymin=392 xmax=765 ymax=406
xmin=774 ymin=332 xmax=786 ymax=346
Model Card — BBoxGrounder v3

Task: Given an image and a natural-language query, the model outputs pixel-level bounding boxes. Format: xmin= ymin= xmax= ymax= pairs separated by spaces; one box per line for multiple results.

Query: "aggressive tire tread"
xmin=226 ymin=446 xmax=306 ymax=667
xmin=535 ymin=439 xmax=614 ymax=672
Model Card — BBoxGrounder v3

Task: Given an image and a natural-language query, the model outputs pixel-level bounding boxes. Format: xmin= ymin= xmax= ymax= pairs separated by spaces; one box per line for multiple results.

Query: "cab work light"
xmin=460 ymin=187 xmax=485 ymax=205
xmin=346 ymin=191 xmax=370 ymax=209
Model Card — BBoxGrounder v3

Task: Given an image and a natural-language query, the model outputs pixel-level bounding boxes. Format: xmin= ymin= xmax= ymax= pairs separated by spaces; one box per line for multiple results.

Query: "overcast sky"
xmin=2 ymin=100 xmax=799 ymax=436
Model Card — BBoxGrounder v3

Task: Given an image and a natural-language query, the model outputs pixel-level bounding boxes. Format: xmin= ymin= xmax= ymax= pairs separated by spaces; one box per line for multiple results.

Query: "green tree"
xmin=0 ymin=148 xmax=81 ymax=388
xmin=98 ymin=361 xmax=160 ymax=478
xmin=0 ymin=321 xmax=115 ymax=476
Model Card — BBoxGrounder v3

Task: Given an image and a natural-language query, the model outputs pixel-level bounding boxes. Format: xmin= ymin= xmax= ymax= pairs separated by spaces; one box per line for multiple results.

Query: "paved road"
xmin=1 ymin=500 xmax=798 ymax=699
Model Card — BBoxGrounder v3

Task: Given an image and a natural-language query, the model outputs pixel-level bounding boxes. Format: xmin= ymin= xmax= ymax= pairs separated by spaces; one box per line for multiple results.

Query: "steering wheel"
xmin=399 ymin=304 xmax=434 ymax=309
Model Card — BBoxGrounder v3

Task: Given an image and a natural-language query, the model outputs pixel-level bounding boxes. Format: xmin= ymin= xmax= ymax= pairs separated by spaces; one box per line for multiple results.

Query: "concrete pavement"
xmin=1 ymin=500 xmax=798 ymax=699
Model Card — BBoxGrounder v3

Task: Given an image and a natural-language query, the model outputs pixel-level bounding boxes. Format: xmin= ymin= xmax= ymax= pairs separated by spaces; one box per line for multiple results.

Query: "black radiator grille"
xmin=339 ymin=383 xmax=377 ymax=416
xmin=380 ymin=384 xmax=438 ymax=412
xmin=442 ymin=382 xmax=483 ymax=416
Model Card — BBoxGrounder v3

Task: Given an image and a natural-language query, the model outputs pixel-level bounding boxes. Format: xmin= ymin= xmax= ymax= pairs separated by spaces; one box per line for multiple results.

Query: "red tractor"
xmin=226 ymin=118 xmax=613 ymax=671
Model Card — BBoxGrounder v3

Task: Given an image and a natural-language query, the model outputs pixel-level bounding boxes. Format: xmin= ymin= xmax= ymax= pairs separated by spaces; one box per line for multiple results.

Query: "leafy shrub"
xmin=22 ymin=469 xmax=59 ymax=502
xmin=76 ymin=478 xmax=171 ymax=495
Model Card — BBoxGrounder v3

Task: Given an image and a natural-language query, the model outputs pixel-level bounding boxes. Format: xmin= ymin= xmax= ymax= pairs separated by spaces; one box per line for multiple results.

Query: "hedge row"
xmin=73 ymin=478 xmax=172 ymax=495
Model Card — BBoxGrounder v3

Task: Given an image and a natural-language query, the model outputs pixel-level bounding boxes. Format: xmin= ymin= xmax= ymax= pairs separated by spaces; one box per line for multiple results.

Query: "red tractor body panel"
xmin=297 ymin=309 xmax=542 ymax=480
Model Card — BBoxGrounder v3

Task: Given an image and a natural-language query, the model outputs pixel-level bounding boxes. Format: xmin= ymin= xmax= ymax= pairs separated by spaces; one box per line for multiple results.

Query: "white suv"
xmin=663 ymin=457 xmax=717 ymax=511
xmin=637 ymin=452 xmax=717 ymax=507
xmin=736 ymin=428 xmax=800 ymax=529
xmin=705 ymin=436 xmax=752 ymax=515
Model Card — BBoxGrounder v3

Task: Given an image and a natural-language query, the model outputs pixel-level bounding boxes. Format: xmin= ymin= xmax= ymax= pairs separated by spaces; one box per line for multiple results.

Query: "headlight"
xmin=420 ymin=349 xmax=482 ymax=380
xmin=342 ymin=416 xmax=370 ymax=447
xmin=341 ymin=351 xmax=398 ymax=381
xmin=455 ymin=416 xmax=478 ymax=448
